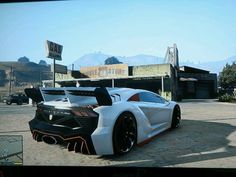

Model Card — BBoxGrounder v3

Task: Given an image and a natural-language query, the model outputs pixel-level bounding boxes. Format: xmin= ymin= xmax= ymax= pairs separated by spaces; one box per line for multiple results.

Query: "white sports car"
xmin=25 ymin=87 xmax=181 ymax=155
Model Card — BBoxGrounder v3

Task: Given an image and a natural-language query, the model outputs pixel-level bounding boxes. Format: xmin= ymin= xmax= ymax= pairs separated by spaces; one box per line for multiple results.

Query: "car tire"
xmin=6 ymin=101 xmax=12 ymax=105
xmin=171 ymin=105 xmax=181 ymax=129
xmin=113 ymin=112 xmax=137 ymax=155
xmin=17 ymin=100 xmax=23 ymax=105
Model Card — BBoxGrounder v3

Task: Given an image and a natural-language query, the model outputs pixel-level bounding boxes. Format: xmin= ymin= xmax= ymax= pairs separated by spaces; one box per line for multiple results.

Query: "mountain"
xmin=69 ymin=52 xmax=111 ymax=70
xmin=180 ymin=56 xmax=236 ymax=74
xmin=121 ymin=54 xmax=164 ymax=66
xmin=70 ymin=52 xmax=164 ymax=69
xmin=0 ymin=60 xmax=52 ymax=87
xmin=70 ymin=52 xmax=236 ymax=75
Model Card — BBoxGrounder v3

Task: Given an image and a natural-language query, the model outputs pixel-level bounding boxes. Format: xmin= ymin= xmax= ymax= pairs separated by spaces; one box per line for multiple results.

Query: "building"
xmin=178 ymin=66 xmax=217 ymax=99
xmin=43 ymin=62 xmax=217 ymax=101
xmin=43 ymin=44 xmax=217 ymax=101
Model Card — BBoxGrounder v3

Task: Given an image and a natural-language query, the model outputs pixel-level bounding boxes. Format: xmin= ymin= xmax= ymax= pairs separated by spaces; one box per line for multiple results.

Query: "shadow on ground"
xmin=99 ymin=119 xmax=236 ymax=167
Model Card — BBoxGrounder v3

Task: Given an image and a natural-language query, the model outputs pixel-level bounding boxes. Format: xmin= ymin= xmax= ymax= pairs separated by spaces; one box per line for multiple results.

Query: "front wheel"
xmin=171 ymin=105 xmax=181 ymax=129
xmin=6 ymin=101 xmax=12 ymax=105
xmin=17 ymin=100 xmax=22 ymax=105
xmin=113 ymin=112 xmax=137 ymax=155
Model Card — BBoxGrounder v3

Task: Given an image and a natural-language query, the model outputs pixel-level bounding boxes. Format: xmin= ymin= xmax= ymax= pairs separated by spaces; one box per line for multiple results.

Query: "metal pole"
xmin=53 ymin=58 xmax=55 ymax=87
xmin=9 ymin=66 xmax=12 ymax=95
xmin=161 ymin=76 xmax=164 ymax=93
xmin=112 ymin=79 xmax=114 ymax=88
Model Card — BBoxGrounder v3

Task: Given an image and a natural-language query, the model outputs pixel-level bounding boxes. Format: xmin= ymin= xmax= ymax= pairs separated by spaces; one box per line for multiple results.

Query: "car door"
xmin=140 ymin=92 xmax=171 ymax=126
xmin=129 ymin=92 xmax=171 ymax=127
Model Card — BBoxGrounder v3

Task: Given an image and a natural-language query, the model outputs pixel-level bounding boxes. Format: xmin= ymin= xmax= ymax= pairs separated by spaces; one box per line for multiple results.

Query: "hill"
xmin=70 ymin=52 xmax=164 ymax=69
xmin=0 ymin=61 xmax=52 ymax=87
xmin=181 ymin=56 xmax=236 ymax=74
xmin=70 ymin=52 xmax=236 ymax=75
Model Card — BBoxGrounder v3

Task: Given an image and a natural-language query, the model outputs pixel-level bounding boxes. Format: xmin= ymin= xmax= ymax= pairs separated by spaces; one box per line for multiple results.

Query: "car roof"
xmin=107 ymin=87 xmax=154 ymax=101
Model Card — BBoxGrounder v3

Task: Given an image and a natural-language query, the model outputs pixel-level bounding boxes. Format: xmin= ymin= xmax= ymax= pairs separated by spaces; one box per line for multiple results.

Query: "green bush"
xmin=232 ymin=91 xmax=236 ymax=102
xmin=233 ymin=91 xmax=236 ymax=99
xmin=218 ymin=93 xmax=234 ymax=102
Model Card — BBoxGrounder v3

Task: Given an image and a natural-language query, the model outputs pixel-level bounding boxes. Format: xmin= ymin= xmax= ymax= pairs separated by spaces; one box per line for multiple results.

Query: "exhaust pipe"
xmin=67 ymin=141 xmax=75 ymax=151
xmin=42 ymin=135 xmax=57 ymax=145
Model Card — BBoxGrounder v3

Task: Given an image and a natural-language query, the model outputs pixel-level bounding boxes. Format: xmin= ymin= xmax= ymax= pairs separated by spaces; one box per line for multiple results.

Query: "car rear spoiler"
xmin=24 ymin=87 xmax=112 ymax=106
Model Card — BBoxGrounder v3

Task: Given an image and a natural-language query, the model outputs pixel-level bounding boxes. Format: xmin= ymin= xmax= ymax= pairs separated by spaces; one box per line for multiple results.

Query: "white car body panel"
xmin=90 ymin=92 xmax=177 ymax=155
xmin=30 ymin=87 xmax=179 ymax=155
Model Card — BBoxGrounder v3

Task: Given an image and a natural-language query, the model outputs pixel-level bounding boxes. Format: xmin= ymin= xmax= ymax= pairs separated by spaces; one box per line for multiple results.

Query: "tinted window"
xmin=128 ymin=93 xmax=140 ymax=102
xmin=139 ymin=92 xmax=165 ymax=104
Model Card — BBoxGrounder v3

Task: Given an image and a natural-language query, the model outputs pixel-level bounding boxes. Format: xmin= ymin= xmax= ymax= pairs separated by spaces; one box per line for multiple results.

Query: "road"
xmin=0 ymin=100 xmax=236 ymax=167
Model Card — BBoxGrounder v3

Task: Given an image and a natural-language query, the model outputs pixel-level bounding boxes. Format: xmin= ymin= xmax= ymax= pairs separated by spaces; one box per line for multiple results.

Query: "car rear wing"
xmin=24 ymin=87 xmax=112 ymax=106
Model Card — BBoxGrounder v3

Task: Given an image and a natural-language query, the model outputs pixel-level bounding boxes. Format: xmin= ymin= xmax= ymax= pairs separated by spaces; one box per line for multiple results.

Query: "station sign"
xmin=45 ymin=40 xmax=63 ymax=60
xmin=80 ymin=64 xmax=128 ymax=78
xmin=51 ymin=64 xmax=67 ymax=74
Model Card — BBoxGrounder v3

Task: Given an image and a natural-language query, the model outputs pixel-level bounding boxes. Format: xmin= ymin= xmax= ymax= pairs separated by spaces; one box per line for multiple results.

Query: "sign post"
xmin=45 ymin=40 xmax=63 ymax=87
xmin=53 ymin=58 xmax=56 ymax=87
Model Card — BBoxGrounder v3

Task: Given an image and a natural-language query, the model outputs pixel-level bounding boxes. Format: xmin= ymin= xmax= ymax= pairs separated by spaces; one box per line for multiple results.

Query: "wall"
xmin=80 ymin=64 xmax=128 ymax=78
xmin=132 ymin=64 xmax=171 ymax=76
xmin=54 ymin=64 xmax=182 ymax=101
xmin=131 ymin=64 xmax=176 ymax=100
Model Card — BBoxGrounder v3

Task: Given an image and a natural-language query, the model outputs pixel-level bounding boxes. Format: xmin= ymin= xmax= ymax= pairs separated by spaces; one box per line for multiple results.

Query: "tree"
xmin=219 ymin=62 xmax=236 ymax=88
xmin=105 ymin=56 xmax=122 ymax=65
xmin=18 ymin=56 xmax=30 ymax=63
xmin=38 ymin=60 xmax=47 ymax=66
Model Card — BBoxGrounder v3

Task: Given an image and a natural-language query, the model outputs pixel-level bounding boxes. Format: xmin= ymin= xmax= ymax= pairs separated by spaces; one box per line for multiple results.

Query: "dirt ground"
xmin=0 ymin=100 xmax=236 ymax=167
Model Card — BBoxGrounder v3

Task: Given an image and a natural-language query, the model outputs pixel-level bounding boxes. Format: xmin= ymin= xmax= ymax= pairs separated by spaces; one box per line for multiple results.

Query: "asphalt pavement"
xmin=0 ymin=100 xmax=236 ymax=167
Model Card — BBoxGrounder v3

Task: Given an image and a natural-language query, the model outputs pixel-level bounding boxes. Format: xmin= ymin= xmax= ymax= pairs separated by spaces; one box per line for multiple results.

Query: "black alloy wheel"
xmin=171 ymin=105 xmax=181 ymax=128
xmin=113 ymin=112 xmax=137 ymax=155
xmin=6 ymin=101 xmax=11 ymax=105
xmin=17 ymin=99 xmax=23 ymax=105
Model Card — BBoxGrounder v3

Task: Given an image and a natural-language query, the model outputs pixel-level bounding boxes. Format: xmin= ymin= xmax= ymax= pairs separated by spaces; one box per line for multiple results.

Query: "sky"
xmin=0 ymin=0 xmax=236 ymax=66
